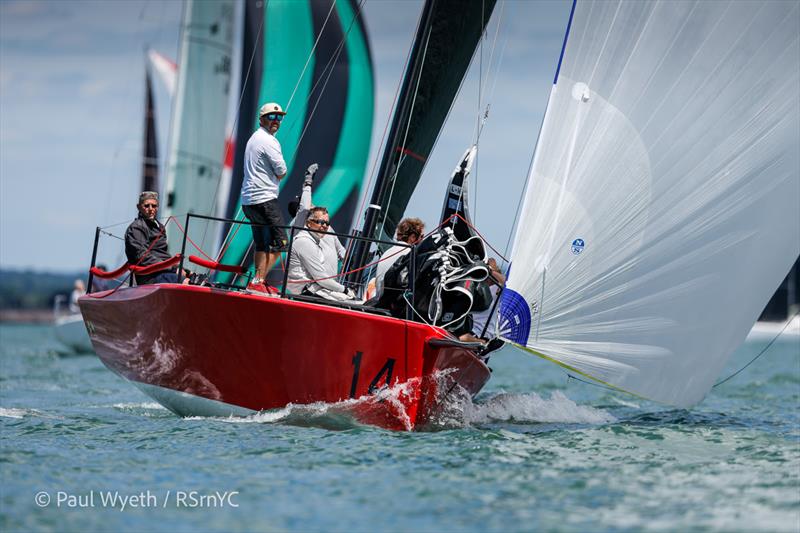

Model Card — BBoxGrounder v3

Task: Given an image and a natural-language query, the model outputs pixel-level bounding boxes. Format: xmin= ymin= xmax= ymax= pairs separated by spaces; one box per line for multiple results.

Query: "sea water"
xmin=1 ymin=323 xmax=798 ymax=532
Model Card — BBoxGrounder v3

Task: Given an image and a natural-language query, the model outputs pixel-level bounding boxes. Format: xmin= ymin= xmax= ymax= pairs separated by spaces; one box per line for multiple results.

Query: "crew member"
xmin=240 ymin=102 xmax=289 ymax=294
xmin=374 ymin=217 xmax=425 ymax=298
xmin=287 ymin=206 xmax=356 ymax=301
xmin=124 ymin=191 xmax=181 ymax=285
xmin=290 ymin=163 xmax=346 ymax=276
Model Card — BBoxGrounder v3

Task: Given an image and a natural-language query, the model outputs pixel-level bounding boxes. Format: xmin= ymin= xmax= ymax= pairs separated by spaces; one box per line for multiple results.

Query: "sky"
xmin=0 ymin=0 xmax=573 ymax=272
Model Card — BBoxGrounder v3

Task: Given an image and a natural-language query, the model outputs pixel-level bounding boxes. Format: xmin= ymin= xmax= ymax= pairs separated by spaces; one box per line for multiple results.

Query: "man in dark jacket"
xmin=124 ymin=191 xmax=180 ymax=285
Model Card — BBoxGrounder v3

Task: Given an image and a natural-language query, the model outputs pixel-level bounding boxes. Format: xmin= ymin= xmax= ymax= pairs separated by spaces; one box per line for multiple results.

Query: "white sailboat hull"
xmin=53 ymin=314 xmax=93 ymax=353
xmin=748 ymin=316 xmax=800 ymax=342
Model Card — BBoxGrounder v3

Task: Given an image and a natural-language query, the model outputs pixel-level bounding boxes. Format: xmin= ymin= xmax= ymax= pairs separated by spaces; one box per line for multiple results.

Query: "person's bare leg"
xmin=254 ymin=251 xmax=267 ymax=281
xmin=266 ymin=251 xmax=281 ymax=273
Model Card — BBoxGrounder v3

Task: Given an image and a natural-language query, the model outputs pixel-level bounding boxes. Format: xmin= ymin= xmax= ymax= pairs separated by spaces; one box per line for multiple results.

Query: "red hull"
xmin=79 ymin=285 xmax=490 ymax=430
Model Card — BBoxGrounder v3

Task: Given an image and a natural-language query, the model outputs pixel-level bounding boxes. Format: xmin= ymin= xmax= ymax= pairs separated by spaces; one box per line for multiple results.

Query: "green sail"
xmin=218 ymin=0 xmax=374 ymax=283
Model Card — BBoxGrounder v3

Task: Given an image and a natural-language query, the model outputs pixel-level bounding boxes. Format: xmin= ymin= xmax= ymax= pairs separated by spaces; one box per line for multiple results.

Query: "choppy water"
xmin=1 ymin=323 xmax=798 ymax=532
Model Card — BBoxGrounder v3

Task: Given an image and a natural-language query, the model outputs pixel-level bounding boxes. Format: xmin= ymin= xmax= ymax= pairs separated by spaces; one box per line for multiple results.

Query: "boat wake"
xmin=179 ymin=377 xmax=615 ymax=432
xmin=189 ymin=378 xmax=427 ymax=431
xmin=110 ymin=402 xmax=168 ymax=416
xmin=427 ymin=389 xmax=617 ymax=429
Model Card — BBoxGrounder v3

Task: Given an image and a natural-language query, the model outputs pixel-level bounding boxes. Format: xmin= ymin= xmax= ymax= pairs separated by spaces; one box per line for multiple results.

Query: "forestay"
xmin=500 ymin=0 xmax=800 ymax=407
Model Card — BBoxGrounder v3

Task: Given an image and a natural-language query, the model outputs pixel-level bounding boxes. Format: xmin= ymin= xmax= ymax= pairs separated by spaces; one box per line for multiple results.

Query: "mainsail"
xmin=219 ymin=0 xmax=374 ymax=275
xmin=500 ymin=0 xmax=800 ymax=407
xmin=162 ymin=0 xmax=236 ymax=251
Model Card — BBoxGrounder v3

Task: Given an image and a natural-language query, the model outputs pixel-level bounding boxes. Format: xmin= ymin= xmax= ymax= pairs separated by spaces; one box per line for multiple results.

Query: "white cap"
xmin=259 ymin=102 xmax=286 ymax=117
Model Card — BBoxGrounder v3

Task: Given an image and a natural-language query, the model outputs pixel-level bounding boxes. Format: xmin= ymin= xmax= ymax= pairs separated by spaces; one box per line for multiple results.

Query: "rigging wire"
xmin=285 ymin=0 xmax=339 ymax=112
xmin=566 ymin=373 xmax=620 ymax=394
xmin=470 ymin=0 xmax=486 ymax=229
xmin=469 ymin=0 xmax=506 ymax=229
xmin=563 ymin=311 xmax=800 ymax=396
xmin=712 ymin=310 xmax=800 ymax=388
xmin=353 ymin=0 xmax=425 ymax=231
xmin=377 ymin=1 xmax=500 ymax=242
xmin=376 ymin=29 xmax=433 ymax=241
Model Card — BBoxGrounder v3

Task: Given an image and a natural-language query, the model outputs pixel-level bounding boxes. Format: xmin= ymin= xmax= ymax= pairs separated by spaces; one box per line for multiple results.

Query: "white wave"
xmin=111 ymin=402 xmax=166 ymax=410
xmin=0 ymin=407 xmax=57 ymax=419
xmin=465 ymin=390 xmax=616 ymax=425
xmin=0 ymin=407 xmax=30 ymax=419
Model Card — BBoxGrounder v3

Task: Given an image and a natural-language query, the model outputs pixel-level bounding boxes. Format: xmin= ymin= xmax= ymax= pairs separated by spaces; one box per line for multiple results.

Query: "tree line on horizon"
xmin=0 ymin=269 xmax=85 ymax=310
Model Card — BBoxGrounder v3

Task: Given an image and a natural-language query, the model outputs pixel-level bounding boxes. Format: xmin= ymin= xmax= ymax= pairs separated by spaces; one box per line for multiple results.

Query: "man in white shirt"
xmin=290 ymin=163 xmax=346 ymax=277
xmin=240 ymin=102 xmax=289 ymax=293
xmin=287 ymin=206 xmax=357 ymax=302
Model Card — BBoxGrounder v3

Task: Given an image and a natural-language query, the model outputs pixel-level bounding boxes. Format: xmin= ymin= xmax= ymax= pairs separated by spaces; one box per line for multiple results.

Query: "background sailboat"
xmin=160 ymin=0 xmax=236 ymax=254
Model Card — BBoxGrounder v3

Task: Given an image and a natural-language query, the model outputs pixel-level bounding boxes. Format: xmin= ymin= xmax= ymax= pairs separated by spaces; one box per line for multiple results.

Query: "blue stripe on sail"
xmin=498 ymin=288 xmax=532 ymax=346
xmin=553 ymin=0 xmax=577 ymax=85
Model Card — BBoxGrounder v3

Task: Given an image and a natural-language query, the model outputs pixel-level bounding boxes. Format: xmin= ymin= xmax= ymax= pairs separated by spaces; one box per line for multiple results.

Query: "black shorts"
xmin=242 ymin=200 xmax=288 ymax=253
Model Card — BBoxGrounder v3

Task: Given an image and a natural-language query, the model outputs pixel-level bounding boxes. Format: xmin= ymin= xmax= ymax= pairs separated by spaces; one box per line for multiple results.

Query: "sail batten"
xmin=501 ymin=0 xmax=800 ymax=407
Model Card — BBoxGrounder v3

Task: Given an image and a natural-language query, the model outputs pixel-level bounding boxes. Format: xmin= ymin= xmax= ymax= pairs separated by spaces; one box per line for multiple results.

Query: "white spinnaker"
xmin=162 ymin=0 xmax=235 ymax=253
xmin=502 ymin=0 xmax=800 ymax=407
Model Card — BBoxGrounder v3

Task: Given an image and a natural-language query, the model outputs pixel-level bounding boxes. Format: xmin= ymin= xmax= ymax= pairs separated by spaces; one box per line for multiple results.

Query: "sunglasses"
xmin=308 ymin=218 xmax=330 ymax=226
xmin=264 ymin=113 xmax=284 ymax=121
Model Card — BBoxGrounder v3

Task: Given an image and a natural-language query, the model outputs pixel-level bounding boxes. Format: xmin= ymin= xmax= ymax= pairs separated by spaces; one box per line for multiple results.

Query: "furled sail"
xmin=500 ymin=0 xmax=800 ymax=407
xmin=348 ymin=0 xmax=497 ymax=278
xmin=218 ymin=0 xmax=374 ymax=277
xmin=162 ymin=0 xmax=235 ymax=251
xmin=141 ymin=68 xmax=159 ymax=193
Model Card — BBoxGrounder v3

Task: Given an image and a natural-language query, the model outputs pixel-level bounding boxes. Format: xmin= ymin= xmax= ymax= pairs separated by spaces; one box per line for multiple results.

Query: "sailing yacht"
xmin=80 ymin=0 xmax=799 ymax=429
xmin=79 ymin=0 xmax=497 ymax=431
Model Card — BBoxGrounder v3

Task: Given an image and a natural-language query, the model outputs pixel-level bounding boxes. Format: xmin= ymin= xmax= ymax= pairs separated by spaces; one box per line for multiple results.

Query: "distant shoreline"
xmin=0 ymin=309 xmax=54 ymax=324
